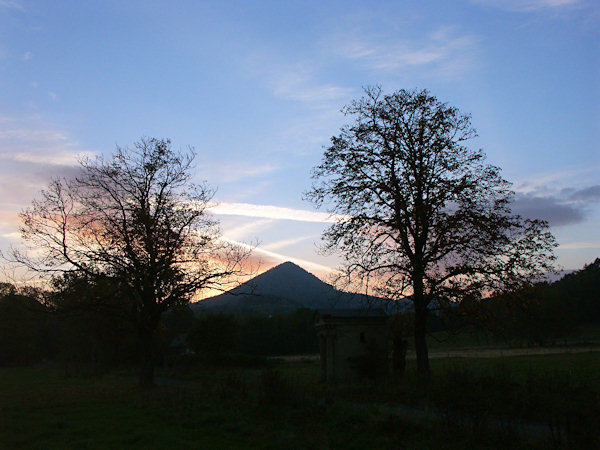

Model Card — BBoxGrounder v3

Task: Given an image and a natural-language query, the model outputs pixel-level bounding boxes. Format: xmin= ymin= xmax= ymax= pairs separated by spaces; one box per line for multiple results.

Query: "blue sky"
xmin=0 ymin=0 xmax=598 ymax=279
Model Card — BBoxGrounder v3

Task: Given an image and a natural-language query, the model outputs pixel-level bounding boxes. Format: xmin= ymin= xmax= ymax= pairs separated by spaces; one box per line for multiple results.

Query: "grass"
xmin=1 ymin=351 xmax=598 ymax=449
xmin=426 ymin=323 xmax=600 ymax=351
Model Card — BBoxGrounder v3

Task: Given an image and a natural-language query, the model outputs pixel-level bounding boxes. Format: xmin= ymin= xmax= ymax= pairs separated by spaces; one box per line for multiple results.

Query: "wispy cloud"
xmin=0 ymin=0 xmax=24 ymax=11
xmin=271 ymin=71 xmax=353 ymax=108
xmin=221 ymin=218 xmax=274 ymax=241
xmin=559 ymin=241 xmax=600 ymax=250
xmin=262 ymin=234 xmax=316 ymax=251
xmin=200 ymin=161 xmax=280 ymax=183
xmin=0 ymin=118 xmax=93 ymax=258
xmin=324 ymin=26 xmax=480 ymax=79
xmin=244 ymin=56 xmax=353 ymax=110
xmin=210 ymin=202 xmax=346 ymax=223
xmin=0 ymin=118 xmax=93 ymax=166
xmin=514 ymin=166 xmax=600 ymax=195
xmin=471 ymin=0 xmax=581 ymax=12
xmin=221 ymin=237 xmax=334 ymax=277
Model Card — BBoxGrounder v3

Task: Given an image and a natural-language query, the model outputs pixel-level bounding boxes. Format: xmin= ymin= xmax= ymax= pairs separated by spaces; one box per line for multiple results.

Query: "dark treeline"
xmin=185 ymin=308 xmax=318 ymax=357
xmin=1 ymin=259 xmax=597 ymax=368
xmin=0 ymin=277 xmax=318 ymax=369
xmin=446 ymin=258 xmax=600 ymax=346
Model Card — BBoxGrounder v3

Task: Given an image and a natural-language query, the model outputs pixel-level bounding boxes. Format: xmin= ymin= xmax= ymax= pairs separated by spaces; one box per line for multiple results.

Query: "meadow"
xmin=1 ymin=351 xmax=598 ymax=449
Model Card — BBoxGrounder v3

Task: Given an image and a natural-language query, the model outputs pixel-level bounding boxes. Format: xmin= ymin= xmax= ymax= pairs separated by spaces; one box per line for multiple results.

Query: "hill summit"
xmin=192 ymin=261 xmax=373 ymax=315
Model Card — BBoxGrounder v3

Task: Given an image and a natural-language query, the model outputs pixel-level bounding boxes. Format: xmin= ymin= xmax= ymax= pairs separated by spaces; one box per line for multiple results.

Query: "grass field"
xmin=1 ymin=351 xmax=598 ymax=449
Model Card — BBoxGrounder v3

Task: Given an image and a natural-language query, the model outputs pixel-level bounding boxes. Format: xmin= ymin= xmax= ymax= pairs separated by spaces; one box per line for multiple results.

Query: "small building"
xmin=314 ymin=309 xmax=389 ymax=382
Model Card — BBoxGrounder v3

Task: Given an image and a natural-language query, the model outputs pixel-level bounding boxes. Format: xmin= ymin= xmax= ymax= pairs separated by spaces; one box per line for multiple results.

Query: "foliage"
xmin=187 ymin=312 xmax=238 ymax=356
xmin=184 ymin=308 xmax=318 ymax=358
xmin=235 ymin=307 xmax=319 ymax=356
xmin=0 ymin=285 xmax=49 ymax=365
xmin=306 ymin=87 xmax=557 ymax=374
xmin=450 ymin=258 xmax=599 ymax=346
xmin=47 ymin=274 xmax=139 ymax=372
xmin=552 ymin=258 xmax=599 ymax=324
xmin=12 ymin=138 xmax=251 ymax=386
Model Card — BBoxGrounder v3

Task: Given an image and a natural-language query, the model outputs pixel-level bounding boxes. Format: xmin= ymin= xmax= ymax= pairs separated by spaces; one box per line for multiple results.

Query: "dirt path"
xmin=273 ymin=346 xmax=600 ymax=362
xmin=419 ymin=346 xmax=600 ymax=359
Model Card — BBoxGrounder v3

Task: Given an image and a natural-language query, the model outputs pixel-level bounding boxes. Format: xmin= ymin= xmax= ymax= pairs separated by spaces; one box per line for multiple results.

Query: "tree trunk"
xmin=138 ymin=326 xmax=156 ymax=388
xmin=412 ymin=273 xmax=430 ymax=377
xmin=414 ymin=301 xmax=430 ymax=377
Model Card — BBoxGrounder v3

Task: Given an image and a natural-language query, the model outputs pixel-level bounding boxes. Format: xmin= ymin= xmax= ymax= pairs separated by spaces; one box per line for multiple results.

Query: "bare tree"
xmin=306 ymin=87 xmax=557 ymax=376
xmin=14 ymin=138 xmax=251 ymax=386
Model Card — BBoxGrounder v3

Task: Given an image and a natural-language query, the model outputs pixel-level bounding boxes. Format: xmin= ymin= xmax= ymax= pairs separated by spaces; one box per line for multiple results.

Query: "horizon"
xmin=1 ymin=1 xmax=599 ymax=281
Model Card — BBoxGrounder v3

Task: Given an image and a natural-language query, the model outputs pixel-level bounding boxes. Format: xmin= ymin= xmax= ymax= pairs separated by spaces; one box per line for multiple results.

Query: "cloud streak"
xmin=262 ymin=234 xmax=316 ymax=251
xmin=471 ymin=0 xmax=581 ymax=12
xmin=210 ymin=202 xmax=346 ymax=223
xmin=199 ymin=161 xmax=280 ymax=183
xmin=221 ymin=237 xmax=334 ymax=277
xmin=221 ymin=218 xmax=274 ymax=241
xmin=559 ymin=241 xmax=600 ymax=250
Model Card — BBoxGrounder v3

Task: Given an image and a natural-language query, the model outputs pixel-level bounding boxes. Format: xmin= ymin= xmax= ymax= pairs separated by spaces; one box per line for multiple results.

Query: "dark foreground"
xmin=1 ymin=351 xmax=598 ymax=449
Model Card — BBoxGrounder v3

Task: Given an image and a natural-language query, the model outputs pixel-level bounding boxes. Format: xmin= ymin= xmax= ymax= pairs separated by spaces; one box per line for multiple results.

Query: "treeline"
xmin=449 ymin=258 xmax=600 ymax=346
xmin=0 ymin=277 xmax=318 ymax=369
xmin=179 ymin=308 xmax=318 ymax=357
xmin=1 ymin=258 xmax=597 ymax=368
xmin=0 ymin=279 xmax=138 ymax=369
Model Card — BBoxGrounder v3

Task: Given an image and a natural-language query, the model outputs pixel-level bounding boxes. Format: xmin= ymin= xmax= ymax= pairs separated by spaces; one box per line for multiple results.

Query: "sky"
xmin=0 ymin=0 xmax=598 ymax=283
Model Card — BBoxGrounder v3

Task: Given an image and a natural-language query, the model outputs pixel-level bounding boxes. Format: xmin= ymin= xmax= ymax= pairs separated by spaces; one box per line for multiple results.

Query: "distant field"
xmin=1 ymin=351 xmax=598 ymax=449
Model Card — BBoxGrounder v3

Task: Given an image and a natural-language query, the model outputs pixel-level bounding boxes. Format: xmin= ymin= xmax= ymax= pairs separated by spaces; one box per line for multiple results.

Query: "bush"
xmin=525 ymin=373 xmax=600 ymax=448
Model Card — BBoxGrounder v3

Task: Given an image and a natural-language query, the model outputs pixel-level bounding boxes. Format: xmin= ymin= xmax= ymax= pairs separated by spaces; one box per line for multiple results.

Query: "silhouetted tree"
xmin=14 ymin=138 xmax=251 ymax=386
xmin=306 ymin=87 xmax=557 ymax=375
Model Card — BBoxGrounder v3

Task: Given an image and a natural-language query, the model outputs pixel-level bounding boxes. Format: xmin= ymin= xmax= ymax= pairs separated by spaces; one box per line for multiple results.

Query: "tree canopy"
xmin=14 ymin=138 xmax=250 ymax=385
xmin=306 ymin=87 xmax=557 ymax=374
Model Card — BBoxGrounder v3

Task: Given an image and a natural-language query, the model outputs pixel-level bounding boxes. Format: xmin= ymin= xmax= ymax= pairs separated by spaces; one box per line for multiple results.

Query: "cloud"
xmin=210 ymin=202 xmax=347 ymax=223
xmin=272 ymin=73 xmax=353 ymax=108
xmin=244 ymin=55 xmax=353 ymax=111
xmin=0 ymin=117 xmax=93 ymax=167
xmin=200 ymin=161 xmax=280 ymax=183
xmin=559 ymin=241 xmax=600 ymax=250
xmin=511 ymin=194 xmax=585 ymax=225
xmin=262 ymin=234 xmax=316 ymax=251
xmin=324 ymin=26 xmax=480 ymax=79
xmin=221 ymin=218 xmax=274 ymax=241
xmin=471 ymin=0 xmax=581 ymax=12
xmin=513 ymin=167 xmax=600 ymax=195
xmin=567 ymin=185 xmax=600 ymax=201
xmin=511 ymin=183 xmax=600 ymax=226
xmin=0 ymin=118 xmax=92 ymax=259
xmin=0 ymin=0 xmax=24 ymax=10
